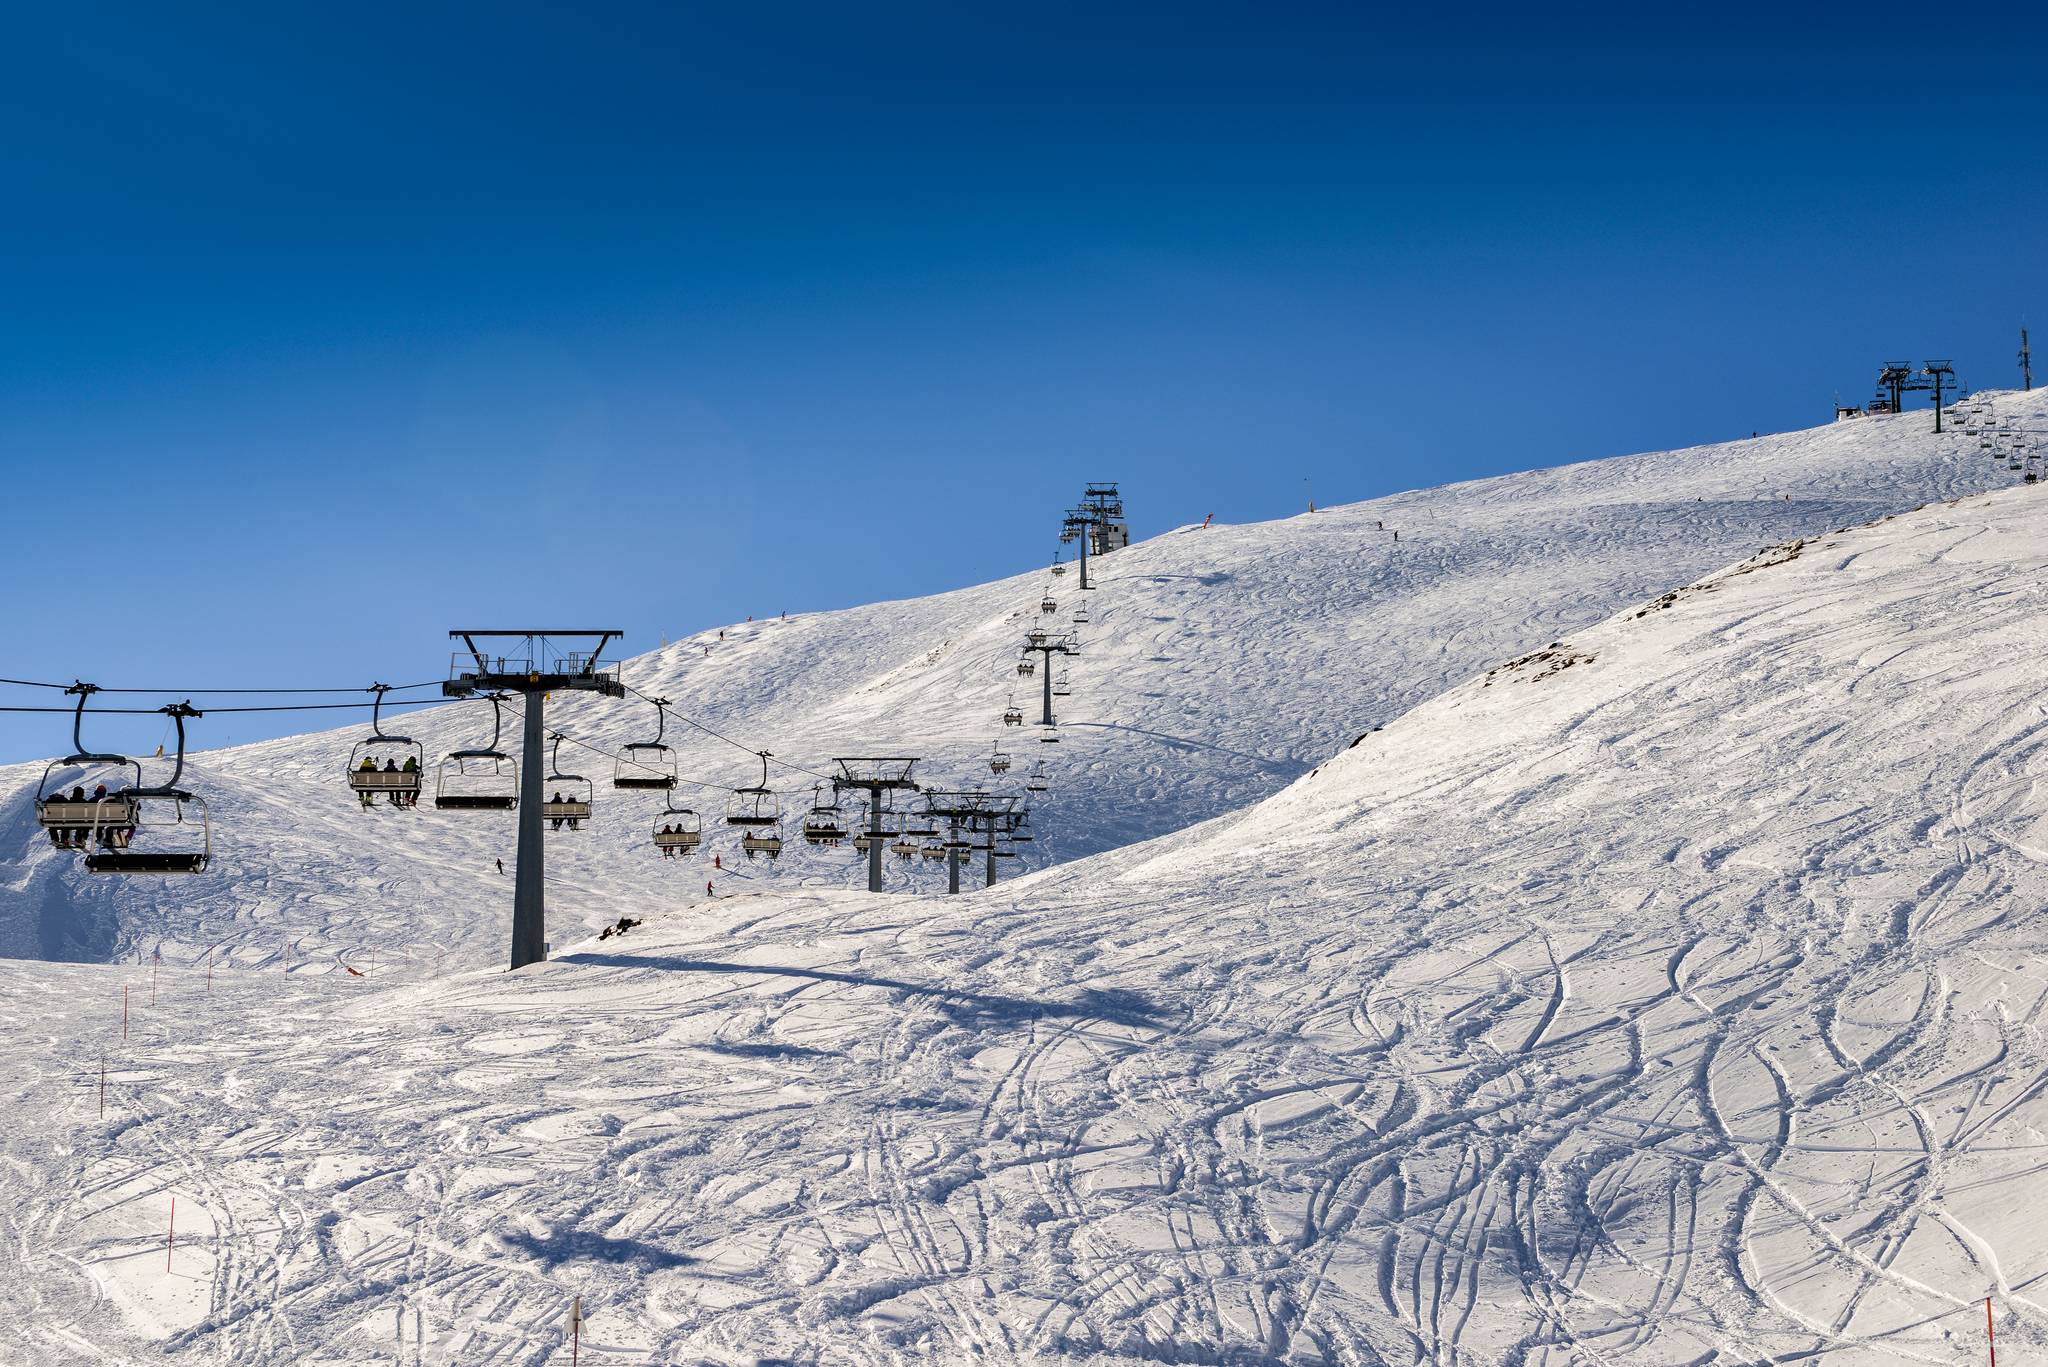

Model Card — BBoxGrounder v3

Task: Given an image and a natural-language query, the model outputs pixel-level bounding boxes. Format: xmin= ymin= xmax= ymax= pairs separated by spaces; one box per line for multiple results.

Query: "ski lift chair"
xmin=653 ymin=800 xmax=704 ymax=855
xmin=436 ymin=694 xmax=518 ymax=810
xmin=726 ymin=753 xmax=781 ymax=828
xmin=346 ymin=684 xmax=424 ymax=807
xmin=802 ymin=785 xmax=848 ymax=846
xmin=615 ymin=697 xmax=679 ymax=790
xmin=541 ymin=734 xmax=594 ymax=831
xmin=83 ymin=702 xmax=211 ymax=876
xmin=34 ymin=683 xmax=142 ymax=850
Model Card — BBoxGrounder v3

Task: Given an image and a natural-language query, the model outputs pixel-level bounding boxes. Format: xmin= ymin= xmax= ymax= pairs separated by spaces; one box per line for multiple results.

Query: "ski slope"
xmin=3 ymin=394 xmax=2042 ymax=975
xmin=8 ymin=426 xmax=2048 ymax=1362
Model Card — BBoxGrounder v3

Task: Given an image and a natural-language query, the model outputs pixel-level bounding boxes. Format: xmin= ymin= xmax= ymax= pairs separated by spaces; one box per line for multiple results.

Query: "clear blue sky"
xmin=4 ymin=2 xmax=2043 ymax=761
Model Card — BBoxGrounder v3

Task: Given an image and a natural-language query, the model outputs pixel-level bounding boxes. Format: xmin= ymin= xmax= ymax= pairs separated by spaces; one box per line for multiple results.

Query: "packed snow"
xmin=3 ymin=393 xmax=2047 ymax=1363
xmin=2 ymin=397 xmax=2040 ymax=975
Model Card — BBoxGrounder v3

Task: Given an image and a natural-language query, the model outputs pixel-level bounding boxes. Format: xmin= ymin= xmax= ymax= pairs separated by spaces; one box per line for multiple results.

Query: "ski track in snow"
xmin=4 ymin=394 xmax=2048 ymax=1362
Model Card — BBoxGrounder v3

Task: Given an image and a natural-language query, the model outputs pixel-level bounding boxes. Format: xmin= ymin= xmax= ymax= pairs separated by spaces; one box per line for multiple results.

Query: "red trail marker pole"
xmin=1987 ymin=1296 xmax=1996 ymax=1367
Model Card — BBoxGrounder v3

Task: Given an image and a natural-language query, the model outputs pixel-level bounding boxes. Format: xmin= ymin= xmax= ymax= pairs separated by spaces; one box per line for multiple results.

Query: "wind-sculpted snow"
xmin=8 ymin=419 xmax=2048 ymax=1361
xmin=2 ymin=393 xmax=2043 ymax=972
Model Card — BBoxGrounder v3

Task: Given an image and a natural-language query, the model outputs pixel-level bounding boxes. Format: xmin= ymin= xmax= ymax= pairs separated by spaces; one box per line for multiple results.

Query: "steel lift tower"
xmin=1021 ymin=629 xmax=1078 ymax=728
xmin=443 ymin=630 xmax=624 ymax=970
xmin=1060 ymin=483 xmax=1126 ymax=593
xmin=832 ymin=757 xmax=920 ymax=893
xmin=1923 ymin=360 xmax=1955 ymax=433
xmin=920 ymin=790 xmax=1014 ymax=893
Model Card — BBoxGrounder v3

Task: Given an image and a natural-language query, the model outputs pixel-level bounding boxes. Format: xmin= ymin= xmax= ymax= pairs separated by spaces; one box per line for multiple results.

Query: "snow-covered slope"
xmin=8 ymin=461 xmax=2048 ymax=1363
xmin=5 ymin=396 xmax=2042 ymax=973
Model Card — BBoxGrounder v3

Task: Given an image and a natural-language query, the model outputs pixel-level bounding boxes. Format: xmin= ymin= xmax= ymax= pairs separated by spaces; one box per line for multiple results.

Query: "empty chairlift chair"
xmin=84 ymin=701 xmax=212 ymax=876
xmin=436 ymin=693 xmax=519 ymax=810
xmin=614 ymin=696 xmax=679 ymax=790
xmin=346 ymin=683 xmax=423 ymax=808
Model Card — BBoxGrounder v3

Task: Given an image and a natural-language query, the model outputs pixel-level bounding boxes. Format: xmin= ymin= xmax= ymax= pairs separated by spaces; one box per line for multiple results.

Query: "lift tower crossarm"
xmin=441 ymin=630 xmax=627 ymax=971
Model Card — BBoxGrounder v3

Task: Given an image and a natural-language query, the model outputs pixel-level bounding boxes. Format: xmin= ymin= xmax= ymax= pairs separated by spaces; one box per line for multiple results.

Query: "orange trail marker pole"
xmin=1987 ymin=1296 xmax=1996 ymax=1367
xmin=166 ymin=1197 xmax=175 ymax=1273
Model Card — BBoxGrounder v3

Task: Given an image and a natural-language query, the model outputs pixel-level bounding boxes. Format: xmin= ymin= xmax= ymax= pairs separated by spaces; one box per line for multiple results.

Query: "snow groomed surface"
xmin=4 ymin=392 xmax=2048 ymax=1362
xmin=3 ymin=396 xmax=2040 ymax=975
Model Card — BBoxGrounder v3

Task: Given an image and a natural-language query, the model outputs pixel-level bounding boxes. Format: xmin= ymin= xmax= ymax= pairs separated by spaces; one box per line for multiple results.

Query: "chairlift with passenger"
xmin=541 ymin=733 xmax=594 ymax=831
xmin=802 ymin=784 xmax=848 ymax=846
xmin=347 ymin=683 xmax=424 ymax=808
xmin=35 ymin=682 xmax=143 ymax=850
xmin=652 ymin=791 xmax=703 ymax=856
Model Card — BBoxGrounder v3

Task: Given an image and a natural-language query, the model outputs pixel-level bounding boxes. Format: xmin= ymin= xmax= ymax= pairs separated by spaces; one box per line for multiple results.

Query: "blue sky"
xmin=4 ymin=2 xmax=2044 ymax=760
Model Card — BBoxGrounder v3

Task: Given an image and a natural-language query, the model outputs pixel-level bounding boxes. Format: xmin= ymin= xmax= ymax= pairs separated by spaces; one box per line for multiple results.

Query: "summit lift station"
xmin=443 ymin=630 xmax=624 ymax=970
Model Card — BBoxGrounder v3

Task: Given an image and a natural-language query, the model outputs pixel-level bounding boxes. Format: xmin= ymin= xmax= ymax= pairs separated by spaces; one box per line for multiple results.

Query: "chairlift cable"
xmin=0 ymin=675 xmax=441 ymax=696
